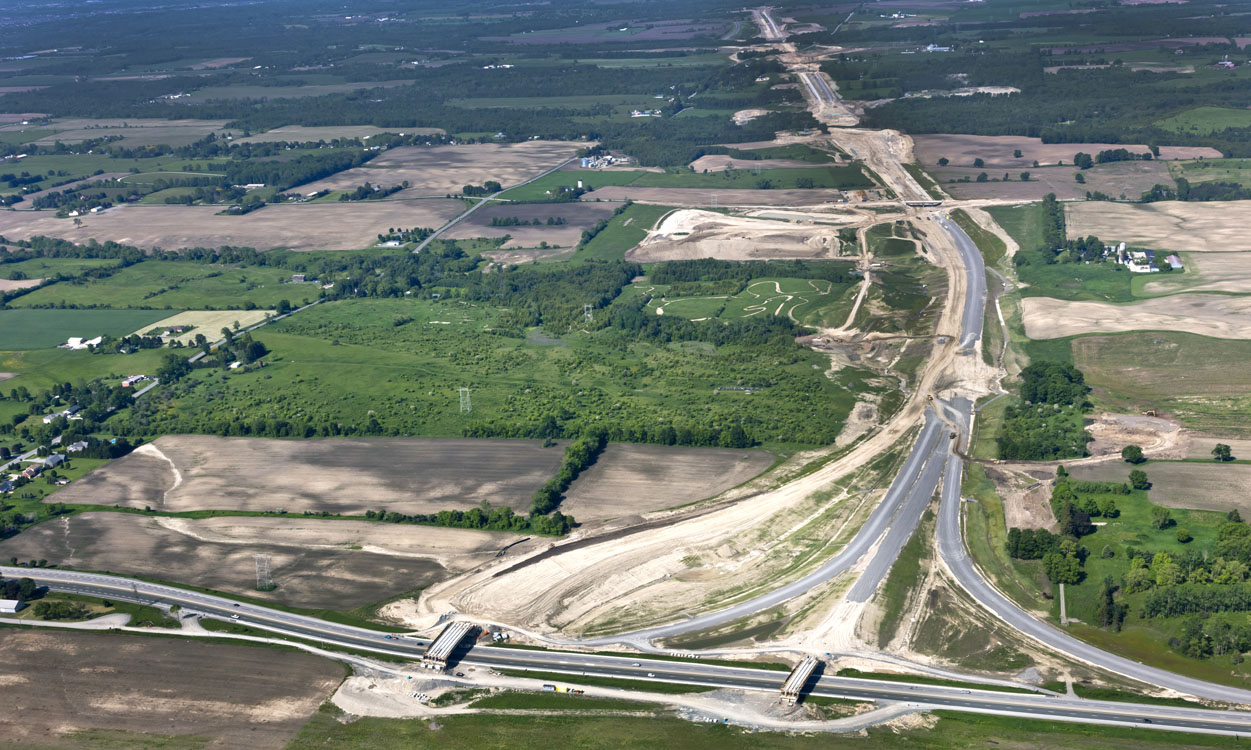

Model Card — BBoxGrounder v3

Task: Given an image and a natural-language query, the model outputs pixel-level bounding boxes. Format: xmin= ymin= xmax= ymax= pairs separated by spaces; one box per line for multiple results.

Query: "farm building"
xmin=1166 ymin=254 xmax=1183 ymax=270
xmin=43 ymin=453 xmax=66 ymax=469
xmin=0 ymin=599 xmax=25 ymax=614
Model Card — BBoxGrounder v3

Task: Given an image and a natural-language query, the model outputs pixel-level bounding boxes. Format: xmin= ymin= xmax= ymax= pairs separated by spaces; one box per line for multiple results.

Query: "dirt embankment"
xmin=628 ymin=208 xmax=845 ymax=262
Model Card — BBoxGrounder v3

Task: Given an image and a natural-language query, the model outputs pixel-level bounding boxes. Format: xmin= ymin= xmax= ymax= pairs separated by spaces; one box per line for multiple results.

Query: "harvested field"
xmin=178 ymin=80 xmax=412 ymax=100
xmin=1022 ymin=295 xmax=1251 ymax=340
xmin=0 ymin=201 xmax=465 ymax=252
xmin=913 ymin=134 xmax=1220 ymax=168
xmin=1185 ymin=434 xmax=1251 ymax=461
xmin=190 ymin=56 xmax=251 ymax=69
xmin=584 ymin=186 xmax=851 ymax=207
xmin=231 ymin=125 xmax=443 ymax=144
xmin=0 ymin=277 xmax=41 ymax=291
xmin=27 ymin=117 xmax=237 ymax=147
xmin=298 ymin=141 xmax=583 ymax=197
xmin=688 ymin=154 xmax=822 ymax=171
xmin=0 ymin=630 xmax=341 ymax=749
xmin=441 ymin=201 xmax=615 ymax=249
xmin=1139 ymin=252 xmax=1251 ymax=295
xmin=132 ymin=310 xmax=274 ymax=343
xmin=49 ymin=435 xmax=567 ymax=516
xmin=1066 ymin=201 xmax=1251 ymax=252
xmin=628 ymin=209 xmax=844 ymax=262
xmin=1068 ymin=461 xmax=1251 ymax=516
xmin=934 ymin=161 xmax=1170 ymax=201
xmin=0 ymin=512 xmax=449 ymax=608
xmin=561 ymin=444 xmax=774 ymax=519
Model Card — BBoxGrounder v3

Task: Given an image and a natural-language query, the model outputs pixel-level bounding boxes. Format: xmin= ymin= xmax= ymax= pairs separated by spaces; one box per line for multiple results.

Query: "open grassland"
xmin=1066 ymin=201 xmax=1251 ymax=253
xmin=175 ymin=80 xmax=413 ymax=100
xmin=298 ymin=141 xmax=583 ymax=197
xmin=0 ymin=512 xmax=448 ymax=608
xmin=1154 ymin=106 xmax=1251 ymax=135
xmin=561 ymin=444 xmax=774 ymax=518
xmin=1022 ymin=295 xmax=1251 ymax=340
xmin=913 ymin=134 xmax=1220 ymax=167
xmin=12 ymin=260 xmax=302 ymax=309
xmin=1073 ymin=332 xmax=1251 ymax=435
xmin=645 ymin=277 xmax=853 ymax=325
xmin=449 ymin=94 xmax=661 ymax=109
xmin=499 ymin=165 xmax=873 ymax=202
xmin=0 ymin=153 xmax=223 ymax=193
xmin=119 ymin=297 xmax=868 ymax=449
xmin=0 ymin=256 xmax=117 ymax=280
xmin=0 ymin=200 xmax=466 ymax=251
xmin=0 ymin=629 xmax=342 ymax=749
xmin=287 ymin=703 xmax=1251 ymax=750
xmin=0 ymin=345 xmax=171 ymax=390
xmin=51 ymin=435 xmax=566 ymax=516
xmin=0 ymin=308 xmax=173 ymax=349
xmin=1169 ymin=158 xmax=1251 ymax=188
xmin=574 ymin=203 xmax=673 ymax=261
xmin=1070 ymin=461 xmax=1251 ymax=516
xmin=584 ymin=186 xmax=853 ymax=207
xmin=442 ymin=202 xmax=616 ymax=249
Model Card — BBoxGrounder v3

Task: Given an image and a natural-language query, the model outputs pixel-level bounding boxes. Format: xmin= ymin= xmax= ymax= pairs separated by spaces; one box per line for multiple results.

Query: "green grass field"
xmin=645 ymin=277 xmax=856 ymax=327
xmin=1154 ymin=106 xmax=1251 ymax=135
xmin=0 ymin=257 xmax=118 ymax=280
xmin=499 ymin=166 xmax=874 ymax=202
xmin=0 ymin=154 xmax=223 ymax=192
xmin=115 ymin=297 xmax=881 ymax=449
xmin=573 ymin=203 xmax=673 ymax=261
xmin=986 ymin=204 xmax=1043 ymax=254
xmin=1169 ymin=158 xmax=1251 ymax=187
xmin=729 ymin=144 xmax=839 ymax=163
xmin=286 ymin=702 xmax=1251 ymax=749
xmin=12 ymin=261 xmax=301 ymax=310
xmin=448 ymin=94 xmax=661 ymax=109
xmin=0 ymin=309 xmax=174 ymax=349
xmin=0 ymin=346 xmax=172 ymax=390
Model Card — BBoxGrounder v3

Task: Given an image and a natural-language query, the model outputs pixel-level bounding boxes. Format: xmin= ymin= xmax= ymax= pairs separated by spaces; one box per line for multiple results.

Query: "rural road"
xmin=7 ymin=566 xmax=1251 ymax=735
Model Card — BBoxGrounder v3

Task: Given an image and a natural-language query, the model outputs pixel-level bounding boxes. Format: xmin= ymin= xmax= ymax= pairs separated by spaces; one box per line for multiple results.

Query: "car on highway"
xmin=647 ymin=672 xmax=656 ymax=677
xmin=231 ymin=614 xmax=239 ymax=619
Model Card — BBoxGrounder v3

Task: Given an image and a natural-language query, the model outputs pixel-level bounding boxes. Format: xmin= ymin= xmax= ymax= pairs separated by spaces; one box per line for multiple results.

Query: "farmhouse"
xmin=122 ymin=374 xmax=151 ymax=387
xmin=22 ymin=464 xmax=41 ymax=479
xmin=66 ymin=440 xmax=89 ymax=453
xmin=42 ymin=404 xmax=80 ymax=424
xmin=0 ymin=599 xmax=25 ymax=614
xmin=0 ymin=480 xmax=13 ymax=493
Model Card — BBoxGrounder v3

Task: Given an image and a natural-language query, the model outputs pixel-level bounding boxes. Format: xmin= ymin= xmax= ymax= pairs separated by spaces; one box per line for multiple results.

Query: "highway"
xmin=798 ymin=71 xmax=837 ymax=107
xmin=6 ymin=566 xmax=1251 ymax=735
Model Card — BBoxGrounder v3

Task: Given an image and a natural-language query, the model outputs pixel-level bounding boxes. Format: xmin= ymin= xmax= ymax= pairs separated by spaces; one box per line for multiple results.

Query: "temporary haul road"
xmin=7 ymin=566 xmax=1251 ymax=736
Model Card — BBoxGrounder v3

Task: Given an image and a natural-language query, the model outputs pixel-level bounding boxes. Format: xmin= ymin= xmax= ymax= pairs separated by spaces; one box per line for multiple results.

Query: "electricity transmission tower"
xmin=584 ymin=304 xmax=594 ymax=323
xmin=254 ymin=554 xmax=274 ymax=591
xmin=459 ymin=387 xmax=472 ymax=414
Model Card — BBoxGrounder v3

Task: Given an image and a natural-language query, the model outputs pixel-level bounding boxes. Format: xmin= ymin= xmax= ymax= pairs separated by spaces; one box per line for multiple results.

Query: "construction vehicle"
xmin=1143 ymin=409 xmax=1157 ymax=417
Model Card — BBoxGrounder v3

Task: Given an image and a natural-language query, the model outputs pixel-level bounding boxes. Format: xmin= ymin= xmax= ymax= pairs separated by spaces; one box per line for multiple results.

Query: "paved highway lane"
xmin=936 ymin=214 xmax=986 ymax=351
xmin=587 ymin=411 xmax=949 ymax=644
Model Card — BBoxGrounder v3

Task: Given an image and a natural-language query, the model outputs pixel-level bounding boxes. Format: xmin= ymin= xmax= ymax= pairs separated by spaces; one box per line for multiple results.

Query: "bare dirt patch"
xmin=562 ymin=444 xmax=774 ymax=520
xmin=1085 ymin=412 xmax=1185 ymax=459
xmin=0 ymin=512 xmax=450 ymax=608
xmin=913 ymin=134 xmax=1220 ymax=168
xmin=0 ymin=201 xmax=465 ymax=252
xmin=1021 ymin=294 xmax=1251 ymax=340
xmin=688 ymin=155 xmax=824 ymax=171
xmin=988 ymin=465 xmax=1058 ymax=531
xmin=190 ymin=57 xmax=251 ymax=69
xmin=935 ymin=161 xmax=1170 ymax=201
xmin=585 ymin=186 xmax=851 ymax=207
xmin=0 ymin=277 xmax=42 ymax=291
xmin=1065 ymin=200 xmax=1251 ymax=252
xmin=442 ymin=201 xmax=615 ymax=248
xmin=49 ymin=435 xmax=567 ymax=516
xmin=299 ymin=141 xmax=583 ymax=197
xmin=628 ymin=208 xmax=844 ymax=262
xmin=231 ymin=125 xmax=443 ymax=144
xmin=1068 ymin=461 xmax=1251 ymax=515
xmin=0 ymin=629 xmax=341 ymax=749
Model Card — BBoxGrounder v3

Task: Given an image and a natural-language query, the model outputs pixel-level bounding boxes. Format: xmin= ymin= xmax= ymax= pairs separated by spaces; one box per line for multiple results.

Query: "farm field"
xmin=912 ymin=134 xmax=1221 ymax=167
xmin=1068 ymin=461 xmax=1251 ymax=516
xmin=1154 ymin=106 xmax=1251 ymax=135
xmin=1021 ymin=295 xmax=1251 ymax=340
xmin=574 ymin=203 xmax=673 ymax=261
xmin=0 ymin=511 xmax=449 ymax=608
xmin=1072 ymin=332 xmax=1251 ymax=435
xmin=0 ymin=345 xmax=171 ymax=391
xmin=0 ymin=308 xmax=173 ymax=349
xmin=0 ymin=200 xmax=466 ymax=251
xmin=583 ymin=186 xmax=854 ymax=207
xmin=110 ymin=298 xmax=868 ymax=448
xmin=11 ymin=260 xmax=300 ymax=309
xmin=441 ymin=202 xmax=617 ymax=249
xmin=1169 ymin=158 xmax=1251 ymax=188
xmin=449 ymin=94 xmax=661 ymax=109
xmin=297 ymin=141 xmax=584 ymax=197
xmin=688 ymin=155 xmax=831 ymax=171
xmin=50 ymin=435 xmax=568 ymax=516
xmin=0 ymin=630 xmax=342 ymax=749
xmin=230 ymin=124 xmax=443 ymax=144
xmin=23 ymin=117 xmax=238 ymax=147
xmin=133 ymin=309 xmax=273 ymax=342
xmin=174 ymin=80 xmax=413 ymax=100
xmin=0 ymin=153 xmax=224 ymax=193
xmin=1065 ymin=201 xmax=1251 ymax=252
xmin=1136 ymin=252 xmax=1251 ymax=295
xmin=498 ymin=165 xmax=873 ymax=202
xmin=560 ymin=444 xmax=775 ymax=518
xmin=934 ymin=161 xmax=1170 ymax=201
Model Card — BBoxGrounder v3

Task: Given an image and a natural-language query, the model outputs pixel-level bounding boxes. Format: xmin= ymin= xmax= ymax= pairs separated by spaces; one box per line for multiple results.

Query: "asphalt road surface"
xmin=936 ymin=214 xmax=986 ymax=351
xmin=6 ymin=566 xmax=1251 ymax=736
xmin=798 ymin=72 xmax=837 ymax=106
